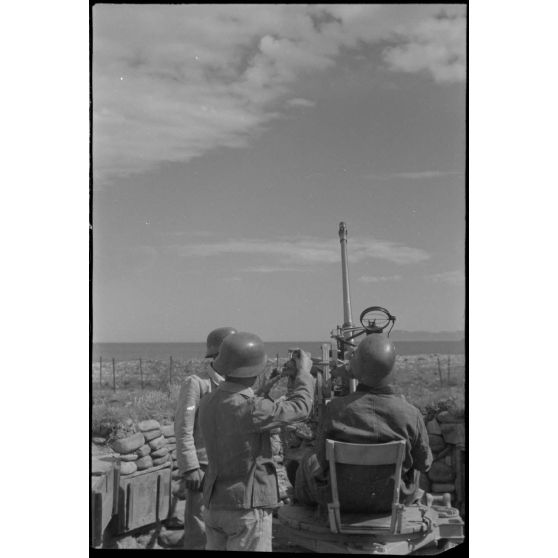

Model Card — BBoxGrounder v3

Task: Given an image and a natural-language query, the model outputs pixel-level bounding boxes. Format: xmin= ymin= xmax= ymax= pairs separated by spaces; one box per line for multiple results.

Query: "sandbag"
xmin=164 ymin=436 xmax=176 ymax=444
xmin=120 ymin=461 xmax=138 ymax=475
xmin=151 ymin=446 xmax=169 ymax=458
xmin=111 ymin=432 xmax=145 ymax=454
xmin=136 ymin=444 xmax=151 ymax=457
xmin=160 ymin=424 xmax=175 ymax=437
xmin=426 ymin=419 xmax=442 ymax=436
xmin=144 ymin=428 xmax=163 ymax=442
xmin=119 ymin=453 xmax=138 ymax=462
xmin=136 ymin=455 xmax=153 ymax=470
xmin=440 ymin=422 xmax=465 ymax=446
xmin=153 ymin=454 xmax=171 ymax=466
xmin=428 ymin=434 xmax=446 ymax=454
xmin=138 ymin=419 xmax=161 ymax=432
xmin=166 ymin=443 xmax=176 ymax=452
xmin=149 ymin=435 xmax=167 ymax=450
xmin=437 ymin=410 xmax=464 ymax=423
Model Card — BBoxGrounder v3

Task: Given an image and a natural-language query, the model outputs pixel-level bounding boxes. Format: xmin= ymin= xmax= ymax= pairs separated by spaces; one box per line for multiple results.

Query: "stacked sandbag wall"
xmin=419 ymin=409 xmax=465 ymax=514
xmin=110 ymin=420 xmax=179 ymax=476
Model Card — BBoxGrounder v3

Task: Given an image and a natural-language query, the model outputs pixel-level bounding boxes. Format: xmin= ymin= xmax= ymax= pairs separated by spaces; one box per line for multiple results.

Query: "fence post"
xmin=139 ymin=358 xmax=143 ymax=391
xmin=437 ymin=355 xmax=443 ymax=387
xmin=169 ymin=356 xmax=173 ymax=396
xmin=112 ymin=358 xmax=116 ymax=391
xmin=99 ymin=356 xmax=103 ymax=388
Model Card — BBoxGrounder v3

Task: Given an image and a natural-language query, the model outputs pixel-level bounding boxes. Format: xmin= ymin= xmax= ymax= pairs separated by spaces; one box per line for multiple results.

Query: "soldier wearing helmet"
xmin=173 ymin=326 xmax=237 ymax=550
xmin=293 ymin=332 xmax=433 ymax=510
xmin=198 ymin=332 xmax=314 ymax=552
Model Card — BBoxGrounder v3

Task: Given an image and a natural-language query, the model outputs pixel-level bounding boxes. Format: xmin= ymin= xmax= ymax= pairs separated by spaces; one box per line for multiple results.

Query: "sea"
xmin=92 ymin=340 xmax=465 ymax=362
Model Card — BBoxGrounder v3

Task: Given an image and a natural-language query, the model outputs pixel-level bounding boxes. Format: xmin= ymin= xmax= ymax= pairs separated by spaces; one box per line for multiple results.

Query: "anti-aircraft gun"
xmin=275 ymin=222 xmax=465 ymax=555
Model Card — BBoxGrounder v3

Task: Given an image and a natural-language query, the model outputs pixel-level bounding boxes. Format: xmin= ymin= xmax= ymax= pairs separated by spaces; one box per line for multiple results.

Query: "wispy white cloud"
xmin=428 ymin=270 xmax=465 ymax=285
xmin=286 ymin=98 xmax=316 ymax=108
xmin=383 ymin=10 xmax=466 ymax=83
xmin=169 ymin=235 xmax=429 ymax=266
xmin=358 ymin=274 xmax=402 ymax=283
xmin=93 ymin=4 xmax=466 ymax=182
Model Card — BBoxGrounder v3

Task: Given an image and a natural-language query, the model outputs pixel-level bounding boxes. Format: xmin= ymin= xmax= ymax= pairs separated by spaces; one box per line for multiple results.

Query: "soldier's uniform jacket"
xmin=199 ymin=371 xmax=314 ymax=510
xmin=316 ymin=384 xmax=433 ymax=481
xmin=175 ymin=362 xmax=224 ymax=474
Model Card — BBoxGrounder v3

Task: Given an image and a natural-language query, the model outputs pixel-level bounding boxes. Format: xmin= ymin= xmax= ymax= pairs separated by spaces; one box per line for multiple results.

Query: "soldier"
xmin=198 ymin=332 xmax=314 ymax=552
xmin=174 ymin=326 xmax=237 ymax=550
xmin=294 ymin=333 xmax=433 ymax=510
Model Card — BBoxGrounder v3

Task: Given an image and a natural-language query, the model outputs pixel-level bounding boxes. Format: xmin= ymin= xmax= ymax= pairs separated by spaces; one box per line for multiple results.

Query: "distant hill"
xmin=391 ymin=330 xmax=464 ymax=342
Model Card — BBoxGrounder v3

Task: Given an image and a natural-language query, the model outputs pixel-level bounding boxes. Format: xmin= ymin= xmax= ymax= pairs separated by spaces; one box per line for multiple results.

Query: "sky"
xmin=92 ymin=3 xmax=466 ymax=343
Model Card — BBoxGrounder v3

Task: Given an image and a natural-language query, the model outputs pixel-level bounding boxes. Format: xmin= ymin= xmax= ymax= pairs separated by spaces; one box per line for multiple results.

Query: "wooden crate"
xmin=115 ymin=462 xmax=172 ymax=533
xmin=91 ymin=459 xmax=118 ymax=547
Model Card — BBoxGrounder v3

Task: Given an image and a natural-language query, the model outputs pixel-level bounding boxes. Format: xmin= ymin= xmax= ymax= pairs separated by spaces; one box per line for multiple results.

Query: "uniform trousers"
xmin=203 ymin=508 xmax=273 ymax=551
xmin=183 ymin=464 xmax=207 ymax=550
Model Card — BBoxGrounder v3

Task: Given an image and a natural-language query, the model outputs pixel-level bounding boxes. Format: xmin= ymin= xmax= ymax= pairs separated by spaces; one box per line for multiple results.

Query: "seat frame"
xmin=325 ymin=438 xmax=406 ymax=535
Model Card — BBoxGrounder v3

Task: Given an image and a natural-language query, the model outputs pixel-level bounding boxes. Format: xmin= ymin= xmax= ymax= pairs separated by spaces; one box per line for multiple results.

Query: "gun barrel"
xmin=338 ymin=222 xmax=353 ymax=329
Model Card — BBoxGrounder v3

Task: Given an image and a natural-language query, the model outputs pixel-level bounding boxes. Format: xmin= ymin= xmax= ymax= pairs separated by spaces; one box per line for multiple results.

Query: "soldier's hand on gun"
xmin=183 ymin=468 xmax=205 ymax=492
xmin=283 ymin=349 xmax=312 ymax=377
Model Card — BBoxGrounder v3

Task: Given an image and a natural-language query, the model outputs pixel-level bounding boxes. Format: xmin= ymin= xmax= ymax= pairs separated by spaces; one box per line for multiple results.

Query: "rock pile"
xmin=420 ymin=408 xmax=465 ymax=513
xmin=110 ymin=420 xmax=179 ymax=476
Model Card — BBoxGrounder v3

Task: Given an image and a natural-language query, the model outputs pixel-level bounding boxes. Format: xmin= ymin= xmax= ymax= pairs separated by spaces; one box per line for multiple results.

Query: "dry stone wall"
xmin=420 ymin=408 xmax=465 ymax=514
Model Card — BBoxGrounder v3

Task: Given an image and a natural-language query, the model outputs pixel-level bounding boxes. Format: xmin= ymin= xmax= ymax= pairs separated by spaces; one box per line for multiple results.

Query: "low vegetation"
xmin=92 ymin=354 xmax=465 ymax=439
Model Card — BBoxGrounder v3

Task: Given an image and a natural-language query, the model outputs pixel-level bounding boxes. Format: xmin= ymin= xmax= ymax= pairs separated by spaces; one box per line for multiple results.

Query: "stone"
xmin=136 ymin=444 xmax=151 ymax=457
xmin=120 ymin=461 xmax=138 ymax=475
xmin=136 ymin=455 xmax=153 ymax=470
xmin=138 ymin=419 xmax=161 ymax=432
xmin=437 ymin=410 xmax=463 ymax=424
xmin=143 ymin=428 xmax=162 ymax=441
xmin=111 ymin=432 xmax=145 ymax=454
xmin=431 ymin=483 xmax=456 ymax=493
xmin=124 ymin=418 xmax=134 ymax=427
xmin=427 ymin=461 xmax=455 ymax=483
xmin=164 ymin=436 xmax=176 ymax=444
xmin=160 ymin=424 xmax=175 ymax=437
xmin=151 ymin=446 xmax=169 ymax=458
xmin=428 ymin=434 xmax=446 ymax=454
xmin=166 ymin=443 xmax=176 ymax=452
xmin=149 ymin=435 xmax=167 ymax=450
xmin=119 ymin=453 xmax=138 ymax=462
xmin=426 ymin=419 xmax=442 ymax=436
xmin=440 ymin=422 xmax=465 ymax=447
xmin=153 ymin=454 xmax=171 ymax=466
xmin=92 ymin=437 xmax=106 ymax=445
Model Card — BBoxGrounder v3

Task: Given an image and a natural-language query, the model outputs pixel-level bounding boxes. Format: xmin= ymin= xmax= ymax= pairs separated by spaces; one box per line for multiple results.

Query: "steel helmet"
xmin=205 ymin=327 xmax=238 ymax=358
xmin=213 ymin=332 xmax=267 ymax=378
xmin=349 ymin=333 xmax=396 ymax=387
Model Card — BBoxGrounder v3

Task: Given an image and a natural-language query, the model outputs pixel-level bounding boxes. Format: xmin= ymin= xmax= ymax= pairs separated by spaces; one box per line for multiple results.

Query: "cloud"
xmin=383 ymin=11 xmax=466 ymax=83
xmin=428 ymin=270 xmax=465 ymax=285
xmin=93 ymin=5 xmax=466 ymax=182
xmin=358 ymin=274 xmax=402 ymax=283
xmin=169 ymin=235 xmax=429 ymax=266
xmin=286 ymin=98 xmax=316 ymax=108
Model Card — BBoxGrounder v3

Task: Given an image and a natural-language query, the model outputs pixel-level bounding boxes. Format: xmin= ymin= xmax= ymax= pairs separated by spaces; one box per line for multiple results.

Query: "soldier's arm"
xmin=250 ymin=351 xmax=314 ymax=431
xmin=174 ymin=376 xmax=202 ymax=474
xmin=411 ymin=411 xmax=433 ymax=473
